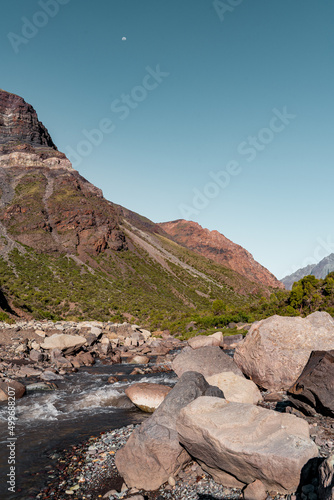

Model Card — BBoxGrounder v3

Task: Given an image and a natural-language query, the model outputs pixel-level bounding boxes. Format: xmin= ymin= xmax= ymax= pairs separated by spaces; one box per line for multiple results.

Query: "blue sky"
xmin=1 ymin=0 xmax=333 ymax=279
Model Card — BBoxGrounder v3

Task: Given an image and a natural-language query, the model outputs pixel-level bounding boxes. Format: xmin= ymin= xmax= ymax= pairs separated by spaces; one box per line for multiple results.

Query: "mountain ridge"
xmin=282 ymin=254 xmax=334 ymax=290
xmin=159 ymin=219 xmax=283 ymax=290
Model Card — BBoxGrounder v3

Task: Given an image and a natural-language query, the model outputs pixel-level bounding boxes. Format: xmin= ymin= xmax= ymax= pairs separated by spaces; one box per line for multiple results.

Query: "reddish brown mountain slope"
xmin=0 ymin=89 xmax=277 ymax=323
xmin=159 ymin=220 xmax=284 ymax=289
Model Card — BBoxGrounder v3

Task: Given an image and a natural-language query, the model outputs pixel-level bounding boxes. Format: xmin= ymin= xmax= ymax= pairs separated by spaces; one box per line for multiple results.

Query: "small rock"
xmin=243 ymin=479 xmax=267 ymax=500
xmin=108 ymin=376 xmax=119 ymax=384
xmin=129 ymin=355 xmax=150 ymax=365
xmin=29 ymin=349 xmax=44 ymax=362
xmin=168 ymin=476 xmax=176 ymax=486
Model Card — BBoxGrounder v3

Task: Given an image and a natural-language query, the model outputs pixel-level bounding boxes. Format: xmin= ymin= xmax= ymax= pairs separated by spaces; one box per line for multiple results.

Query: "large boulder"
xmin=172 ymin=346 xmax=243 ymax=378
xmin=115 ymin=371 xmax=224 ymax=490
xmin=125 ymin=383 xmax=172 ymax=412
xmin=41 ymin=334 xmax=86 ymax=355
xmin=234 ymin=312 xmax=334 ymax=390
xmin=188 ymin=335 xmax=221 ymax=349
xmin=177 ymin=396 xmax=318 ymax=494
xmin=206 ymin=371 xmax=262 ymax=404
xmin=288 ymin=350 xmax=334 ymax=417
xmin=318 ymin=454 xmax=334 ymax=500
xmin=0 ymin=379 xmax=26 ymax=401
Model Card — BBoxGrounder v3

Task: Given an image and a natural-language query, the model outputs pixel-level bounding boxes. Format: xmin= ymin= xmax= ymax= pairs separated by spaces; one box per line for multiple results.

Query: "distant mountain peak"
xmin=0 ymin=89 xmax=57 ymax=149
xmin=0 ymin=89 xmax=72 ymax=170
xmin=282 ymin=253 xmax=334 ymax=289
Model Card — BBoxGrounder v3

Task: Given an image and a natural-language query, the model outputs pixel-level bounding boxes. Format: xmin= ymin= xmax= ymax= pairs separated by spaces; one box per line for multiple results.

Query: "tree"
xmin=212 ymin=299 xmax=226 ymax=316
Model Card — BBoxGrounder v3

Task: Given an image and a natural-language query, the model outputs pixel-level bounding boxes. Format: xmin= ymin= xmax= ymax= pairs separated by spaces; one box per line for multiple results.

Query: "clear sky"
xmin=1 ymin=0 xmax=333 ymax=279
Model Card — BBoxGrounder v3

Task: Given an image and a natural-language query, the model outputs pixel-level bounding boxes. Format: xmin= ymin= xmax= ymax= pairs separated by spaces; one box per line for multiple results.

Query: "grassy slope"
xmin=0 ymin=169 xmax=275 ymax=330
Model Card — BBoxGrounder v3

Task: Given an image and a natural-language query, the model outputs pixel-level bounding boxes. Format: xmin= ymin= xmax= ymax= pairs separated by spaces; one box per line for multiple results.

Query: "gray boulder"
xmin=115 ymin=371 xmax=224 ymax=490
xmin=172 ymin=346 xmax=243 ymax=378
xmin=177 ymin=396 xmax=318 ymax=494
xmin=41 ymin=333 xmax=86 ymax=354
xmin=288 ymin=350 xmax=334 ymax=417
xmin=234 ymin=312 xmax=334 ymax=390
xmin=319 ymin=454 xmax=334 ymax=500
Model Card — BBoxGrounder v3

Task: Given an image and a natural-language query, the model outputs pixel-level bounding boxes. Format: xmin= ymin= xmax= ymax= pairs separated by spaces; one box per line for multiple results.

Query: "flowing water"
xmin=0 ymin=363 xmax=177 ymax=499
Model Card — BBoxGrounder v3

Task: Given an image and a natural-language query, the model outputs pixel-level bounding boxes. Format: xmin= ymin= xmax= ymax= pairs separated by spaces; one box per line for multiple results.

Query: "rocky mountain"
xmin=0 ymin=89 xmax=276 ymax=327
xmin=0 ymin=89 xmax=57 ymax=150
xmin=159 ymin=220 xmax=283 ymax=290
xmin=282 ymin=254 xmax=334 ymax=290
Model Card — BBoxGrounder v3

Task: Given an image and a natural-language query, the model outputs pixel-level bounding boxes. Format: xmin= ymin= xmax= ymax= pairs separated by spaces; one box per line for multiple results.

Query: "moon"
xmin=122 ymin=37 xmax=127 ymax=41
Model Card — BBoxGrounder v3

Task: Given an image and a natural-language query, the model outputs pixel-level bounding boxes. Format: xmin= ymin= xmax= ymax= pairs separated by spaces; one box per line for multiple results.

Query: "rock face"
xmin=206 ymin=372 xmax=262 ymax=404
xmin=234 ymin=312 xmax=334 ymax=390
xmin=0 ymin=89 xmax=57 ymax=149
xmin=318 ymin=454 xmax=334 ymax=500
xmin=159 ymin=219 xmax=283 ymax=289
xmin=115 ymin=371 xmax=224 ymax=490
xmin=125 ymin=382 xmax=172 ymax=412
xmin=172 ymin=346 xmax=243 ymax=378
xmin=288 ymin=350 xmax=334 ymax=417
xmin=177 ymin=396 xmax=318 ymax=494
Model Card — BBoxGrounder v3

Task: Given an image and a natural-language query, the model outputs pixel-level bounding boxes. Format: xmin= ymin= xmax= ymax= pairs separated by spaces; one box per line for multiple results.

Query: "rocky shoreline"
xmin=34 ymin=401 xmax=334 ymax=500
xmin=1 ymin=315 xmax=334 ymax=500
xmin=0 ymin=320 xmax=181 ymax=390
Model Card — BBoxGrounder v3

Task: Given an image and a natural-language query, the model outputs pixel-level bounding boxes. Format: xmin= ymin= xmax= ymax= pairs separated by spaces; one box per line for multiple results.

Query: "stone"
xmin=90 ymin=326 xmax=102 ymax=337
xmin=15 ymin=344 xmax=27 ymax=353
xmin=74 ymin=352 xmax=94 ymax=366
xmin=243 ymin=479 xmax=267 ymax=500
xmin=40 ymin=370 xmax=64 ymax=381
xmin=168 ymin=476 xmax=176 ymax=486
xmin=318 ymin=454 xmax=334 ymax=500
xmin=288 ymin=350 xmax=334 ymax=417
xmin=172 ymin=346 xmax=243 ymax=378
xmin=26 ymin=382 xmax=55 ymax=392
xmin=0 ymin=379 xmax=26 ymax=400
xmin=234 ymin=312 xmax=334 ymax=390
xmin=35 ymin=329 xmax=46 ymax=337
xmin=115 ymin=371 xmax=224 ymax=490
xmin=177 ymin=396 xmax=318 ymax=493
xmin=41 ymin=334 xmax=86 ymax=355
xmin=223 ymin=334 xmax=244 ymax=349
xmin=188 ymin=335 xmax=221 ymax=349
xmin=29 ymin=349 xmax=44 ymax=362
xmin=17 ymin=365 xmax=42 ymax=377
xmin=125 ymin=383 xmax=172 ymax=412
xmin=128 ymin=355 xmax=150 ymax=365
xmin=139 ymin=329 xmax=151 ymax=340
xmin=210 ymin=331 xmax=224 ymax=342
xmin=206 ymin=371 xmax=262 ymax=404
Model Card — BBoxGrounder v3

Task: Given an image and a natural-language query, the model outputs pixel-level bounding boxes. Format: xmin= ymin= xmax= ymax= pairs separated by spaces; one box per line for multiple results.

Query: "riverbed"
xmin=0 ymin=363 xmax=177 ymax=499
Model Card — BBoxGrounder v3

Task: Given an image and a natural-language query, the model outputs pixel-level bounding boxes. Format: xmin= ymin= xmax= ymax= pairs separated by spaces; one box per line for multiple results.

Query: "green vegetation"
xmin=1 ymin=170 xmax=332 ymax=333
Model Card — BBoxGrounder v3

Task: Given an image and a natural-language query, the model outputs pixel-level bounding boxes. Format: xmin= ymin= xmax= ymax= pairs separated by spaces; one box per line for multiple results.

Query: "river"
xmin=0 ymin=363 xmax=177 ymax=499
